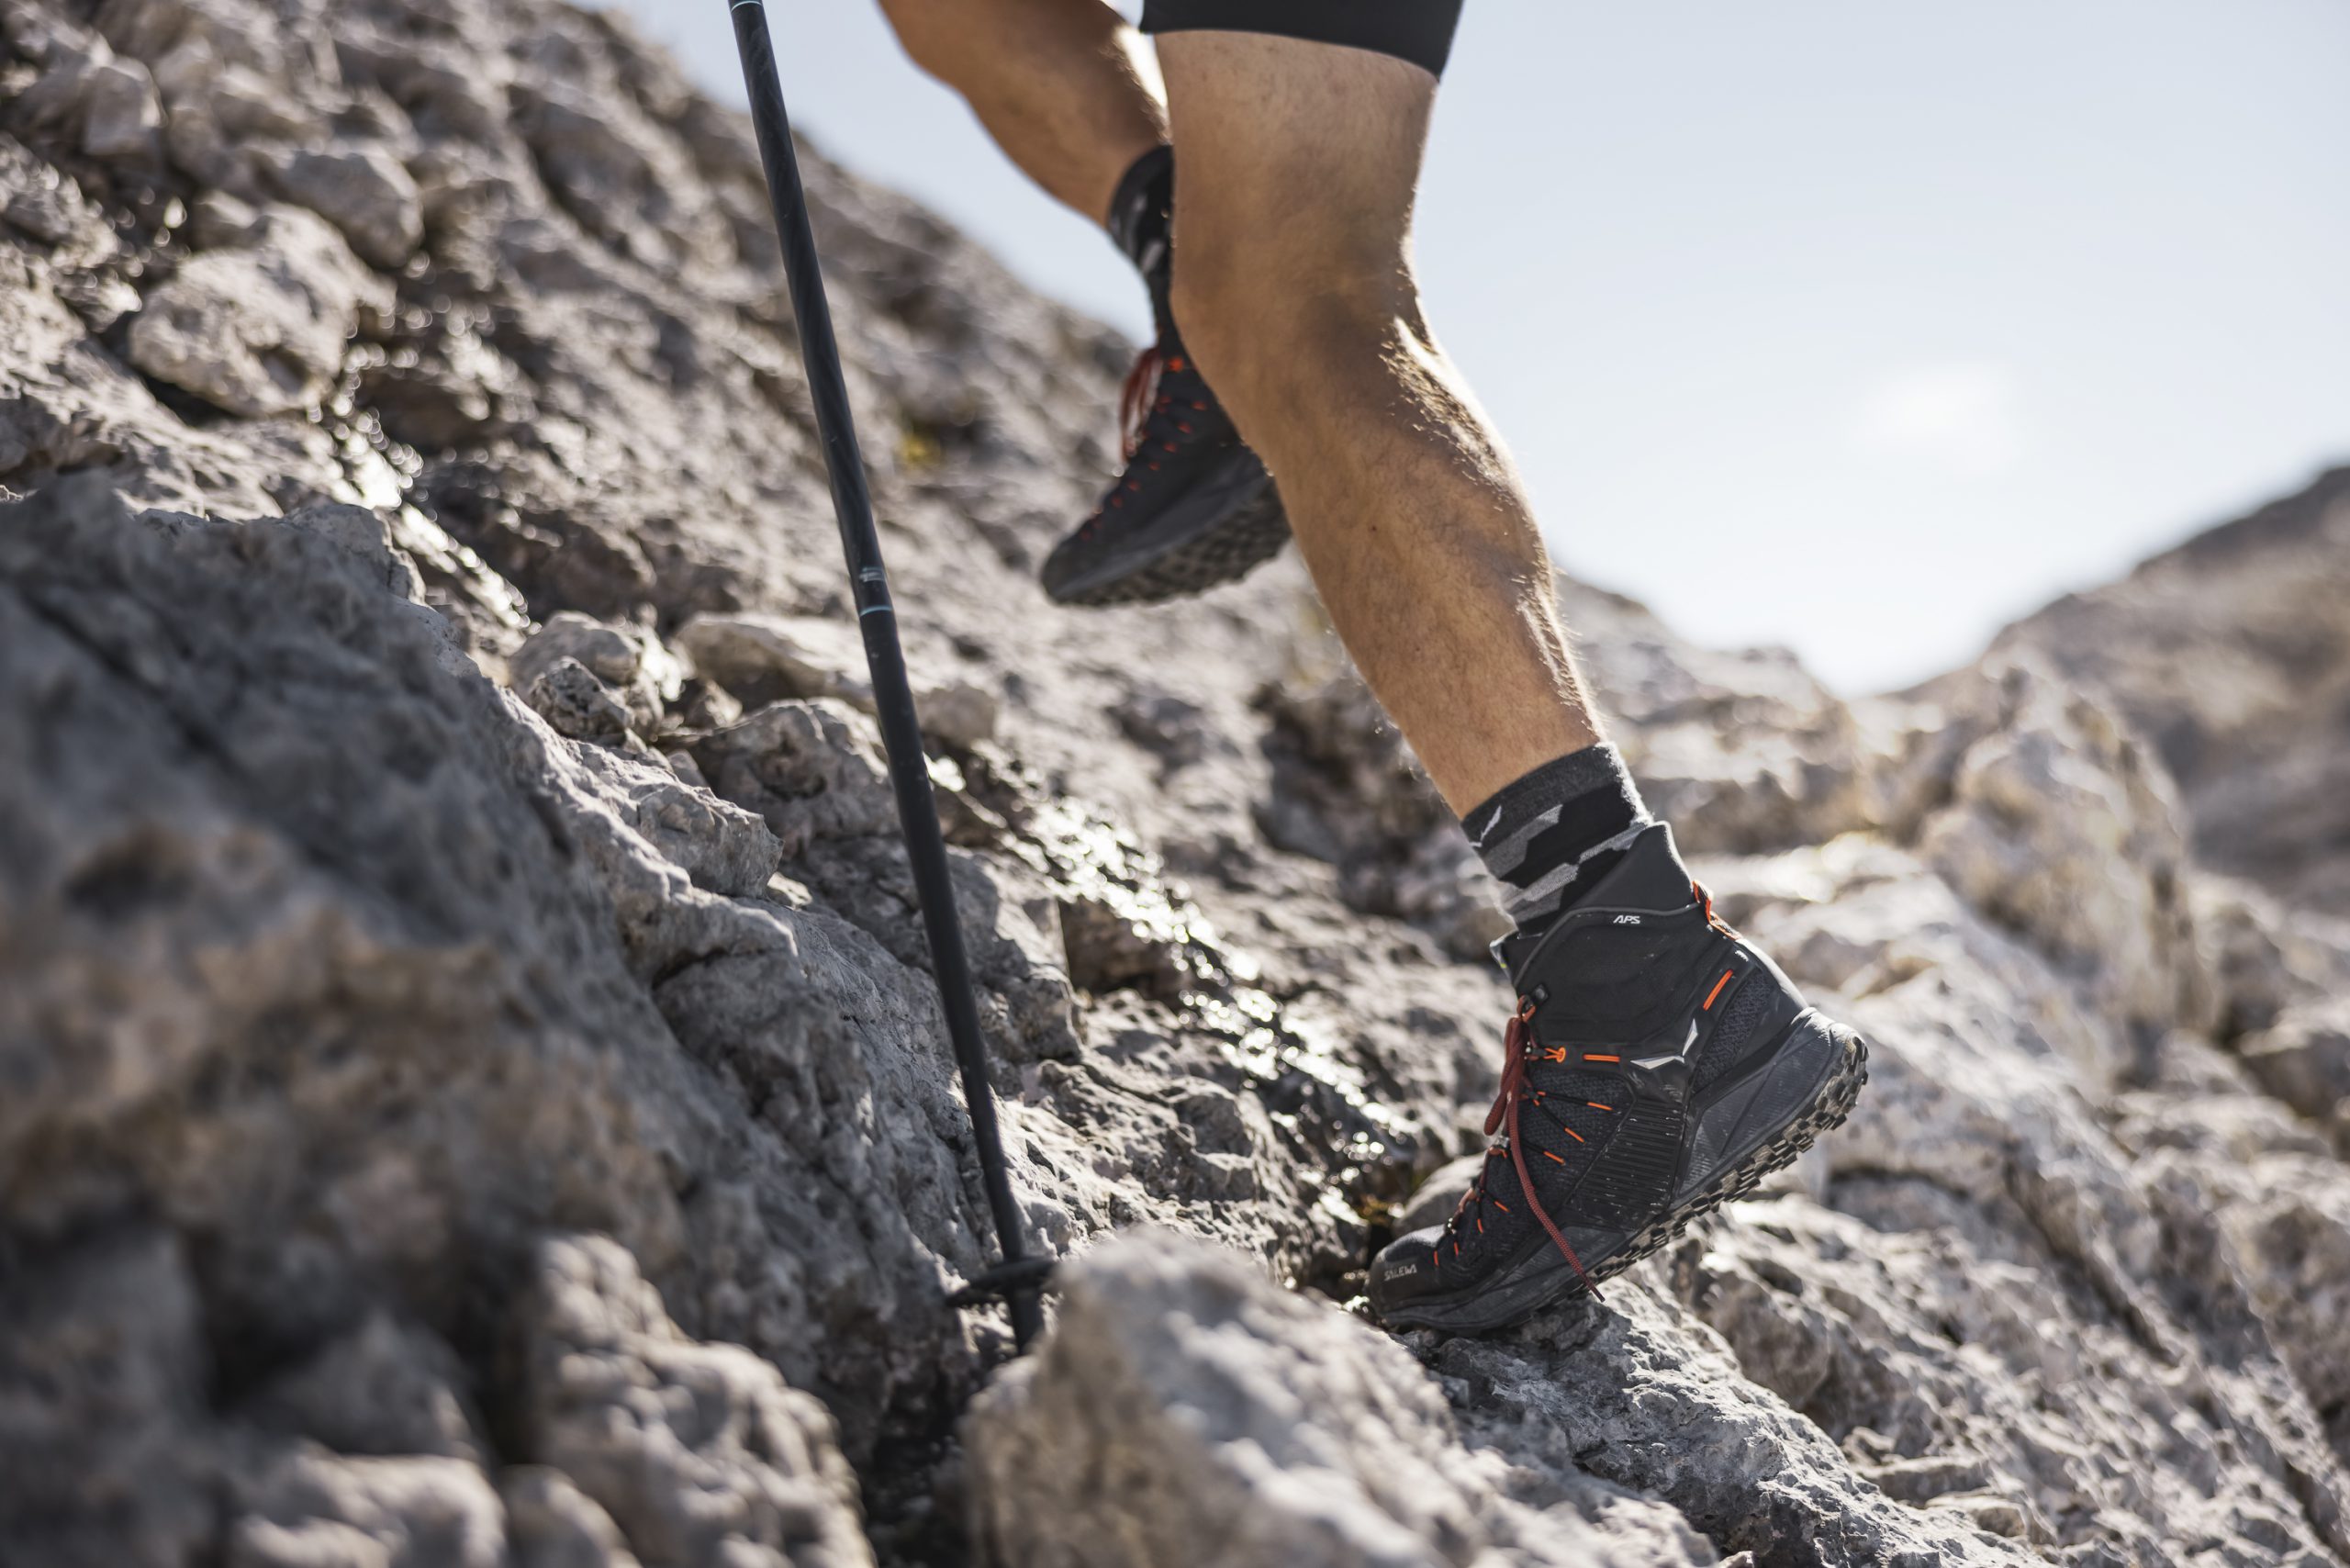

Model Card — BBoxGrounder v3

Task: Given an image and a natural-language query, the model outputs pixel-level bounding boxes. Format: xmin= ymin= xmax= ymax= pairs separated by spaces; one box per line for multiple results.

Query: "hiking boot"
xmin=1039 ymin=331 xmax=1290 ymax=607
xmin=1368 ymin=823 xmax=1868 ymax=1333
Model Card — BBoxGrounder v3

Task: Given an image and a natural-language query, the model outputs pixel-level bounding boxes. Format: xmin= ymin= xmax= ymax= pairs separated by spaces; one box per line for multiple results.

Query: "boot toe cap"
xmin=1367 ymin=1226 xmax=1449 ymax=1319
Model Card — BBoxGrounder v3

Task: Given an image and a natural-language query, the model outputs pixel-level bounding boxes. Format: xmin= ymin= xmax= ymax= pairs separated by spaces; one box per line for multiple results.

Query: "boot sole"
xmin=1379 ymin=1010 xmax=1869 ymax=1335
xmin=1046 ymin=475 xmax=1291 ymax=607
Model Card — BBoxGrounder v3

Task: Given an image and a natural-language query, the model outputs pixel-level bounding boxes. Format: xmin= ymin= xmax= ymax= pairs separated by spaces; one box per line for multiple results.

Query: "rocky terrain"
xmin=1975 ymin=465 xmax=2350 ymax=918
xmin=4 ymin=2 xmax=2349 ymax=1564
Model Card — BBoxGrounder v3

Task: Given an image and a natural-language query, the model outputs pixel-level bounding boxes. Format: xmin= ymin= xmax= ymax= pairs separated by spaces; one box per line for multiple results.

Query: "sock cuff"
xmin=1466 ymin=744 xmax=1654 ymax=940
xmin=1460 ymin=743 xmax=1649 ymax=846
xmin=1105 ymin=144 xmax=1173 ymax=261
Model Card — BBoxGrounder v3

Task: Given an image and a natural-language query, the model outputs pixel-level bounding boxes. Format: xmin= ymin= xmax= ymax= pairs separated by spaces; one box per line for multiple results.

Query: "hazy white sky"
xmin=606 ymin=1 xmax=2350 ymax=693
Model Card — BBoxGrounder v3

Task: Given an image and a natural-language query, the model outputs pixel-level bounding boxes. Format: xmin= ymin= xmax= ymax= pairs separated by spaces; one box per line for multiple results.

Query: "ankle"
xmin=1463 ymin=743 xmax=1655 ymax=942
xmin=1105 ymin=144 xmax=1175 ymax=335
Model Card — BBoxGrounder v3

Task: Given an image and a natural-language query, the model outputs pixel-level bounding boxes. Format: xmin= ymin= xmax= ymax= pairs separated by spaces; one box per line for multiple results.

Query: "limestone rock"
xmin=0 ymin=1228 xmax=214 ymax=1568
xmin=1676 ymin=837 xmax=2350 ymax=1564
xmin=560 ymin=738 xmax=781 ymax=899
xmin=502 ymin=1467 xmax=643 ymax=1568
xmin=691 ymin=698 xmax=902 ymax=854
xmin=127 ymin=203 xmax=389 ymax=415
xmin=78 ymin=55 xmax=165 ymax=165
xmin=2235 ymin=999 xmax=2350 ymax=1150
xmin=1430 ymin=1284 xmax=2036 ymax=1567
xmin=6 ymin=0 xmax=2350 ymax=1563
xmin=0 ymin=135 xmax=118 ymax=256
xmin=0 ymin=476 xmax=695 ymax=1342
xmin=528 ymin=654 xmax=639 ymax=746
xmin=2190 ymin=876 xmax=2350 ymax=1068
xmin=919 ymin=678 xmax=1000 ymax=750
xmin=512 ymin=610 xmax=687 ymax=733
xmin=677 ymin=610 xmax=878 ymax=711
xmin=263 ymin=141 xmax=426 ymax=268
xmin=5 ymin=22 xmax=163 ymax=171
xmin=510 ymin=1233 xmax=874 ymax=1568
xmin=1908 ymin=657 xmax=2213 ymax=1042
xmin=226 ymin=1449 xmax=508 ymax=1568
xmin=0 ymin=133 xmax=141 ymax=333
xmin=1247 ymin=576 xmax=1881 ymax=958
xmin=241 ymin=1312 xmax=488 ymax=1465
xmin=968 ymin=1231 xmax=1701 ymax=1568
xmin=1986 ymin=465 xmax=2350 ymax=913
xmin=1253 ymin=657 xmax=1511 ymax=960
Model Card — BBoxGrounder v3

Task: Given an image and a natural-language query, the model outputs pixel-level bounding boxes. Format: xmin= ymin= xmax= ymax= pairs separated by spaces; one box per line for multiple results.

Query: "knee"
xmin=1171 ymin=243 xmax=1417 ymax=408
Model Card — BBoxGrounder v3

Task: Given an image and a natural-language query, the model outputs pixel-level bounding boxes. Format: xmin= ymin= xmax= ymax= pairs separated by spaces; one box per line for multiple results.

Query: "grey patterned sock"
xmin=1462 ymin=743 xmax=1653 ymax=936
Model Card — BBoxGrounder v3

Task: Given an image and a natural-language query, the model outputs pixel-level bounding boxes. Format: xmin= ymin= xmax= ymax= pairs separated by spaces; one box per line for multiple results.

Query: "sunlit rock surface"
xmin=1979 ymin=465 xmax=2350 ymax=917
xmin=4 ymin=2 xmax=2348 ymax=1565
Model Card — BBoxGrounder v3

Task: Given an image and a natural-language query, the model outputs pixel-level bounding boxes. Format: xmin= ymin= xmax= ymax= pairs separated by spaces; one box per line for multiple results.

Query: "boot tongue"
xmin=1489 ymin=823 xmax=1694 ymax=980
xmin=1585 ymin=822 xmax=1694 ymax=910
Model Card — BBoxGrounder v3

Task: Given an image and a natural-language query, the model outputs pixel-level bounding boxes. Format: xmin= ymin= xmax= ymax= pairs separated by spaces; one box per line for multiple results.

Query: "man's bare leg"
xmin=874 ymin=6 xmax=1601 ymax=805
xmin=880 ymin=0 xmax=1301 ymax=607
xmin=1155 ymin=33 xmax=1600 ymax=812
xmin=878 ymin=0 xmax=1164 ymax=221
xmin=1143 ymin=39 xmax=1872 ymax=1338
xmin=870 ymin=16 xmax=1871 ymax=1329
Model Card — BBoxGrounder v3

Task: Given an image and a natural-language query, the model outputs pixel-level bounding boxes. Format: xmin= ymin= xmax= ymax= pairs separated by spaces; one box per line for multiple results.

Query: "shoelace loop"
xmin=1115 ymin=344 xmax=1166 ymax=462
xmin=1434 ymin=888 xmax=1730 ymax=1294
xmin=1695 ymin=879 xmax=1738 ymax=937
xmin=1114 ymin=343 xmax=1209 ymax=459
xmin=1440 ymin=994 xmax=1602 ymax=1300
xmin=1079 ymin=344 xmax=1218 ymax=538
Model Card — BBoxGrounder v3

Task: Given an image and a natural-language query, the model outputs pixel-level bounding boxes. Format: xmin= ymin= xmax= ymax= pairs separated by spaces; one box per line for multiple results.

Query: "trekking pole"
xmin=726 ymin=0 xmax=1046 ymax=1351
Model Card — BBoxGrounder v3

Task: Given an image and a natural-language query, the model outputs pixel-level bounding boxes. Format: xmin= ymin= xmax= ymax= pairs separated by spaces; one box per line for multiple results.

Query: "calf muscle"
xmin=1157 ymin=31 xmax=1602 ymax=809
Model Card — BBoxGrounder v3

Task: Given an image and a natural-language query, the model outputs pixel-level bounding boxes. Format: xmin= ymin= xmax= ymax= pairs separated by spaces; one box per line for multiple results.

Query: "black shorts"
xmin=1139 ymin=0 xmax=1464 ymax=81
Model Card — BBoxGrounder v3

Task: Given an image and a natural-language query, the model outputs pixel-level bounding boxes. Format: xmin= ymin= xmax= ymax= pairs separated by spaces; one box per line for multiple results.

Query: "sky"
xmin=603 ymin=0 xmax=2350 ymax=694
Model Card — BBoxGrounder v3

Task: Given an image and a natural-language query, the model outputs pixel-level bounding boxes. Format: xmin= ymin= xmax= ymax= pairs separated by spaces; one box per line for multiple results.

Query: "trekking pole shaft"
xmin=727 ymin=0 xmax=1041 ymax=1350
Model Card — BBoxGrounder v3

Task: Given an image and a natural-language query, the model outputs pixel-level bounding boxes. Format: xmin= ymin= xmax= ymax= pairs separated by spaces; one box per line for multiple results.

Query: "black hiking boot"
xmin=1368 ymin=823 xmax=1868 ymax=1333
xmin=1038 ymin=330 xmax=1290 ymax=607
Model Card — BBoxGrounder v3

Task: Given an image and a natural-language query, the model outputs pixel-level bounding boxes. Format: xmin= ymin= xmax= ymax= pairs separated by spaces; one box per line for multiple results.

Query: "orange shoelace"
xmin=1116 ymin=344 xmax=1167 ymax=461
xmin=1440 ymin=995 xmax=1601 ymax=1300
xmin=1084 ymin=344 xmax=1215 ymax=539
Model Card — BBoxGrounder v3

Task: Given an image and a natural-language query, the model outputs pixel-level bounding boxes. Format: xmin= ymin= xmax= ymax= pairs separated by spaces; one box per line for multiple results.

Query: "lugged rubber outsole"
xmin=1380 ymin=1013 xmax=1870 ymax=1335
xmin=1046 ymin=484 xmax=1291 ymax=607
